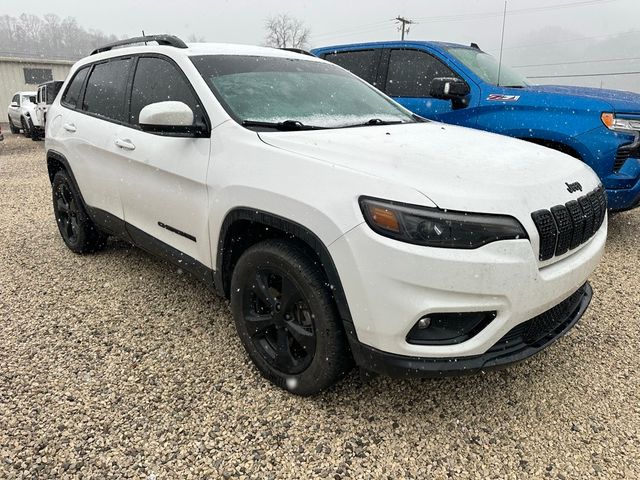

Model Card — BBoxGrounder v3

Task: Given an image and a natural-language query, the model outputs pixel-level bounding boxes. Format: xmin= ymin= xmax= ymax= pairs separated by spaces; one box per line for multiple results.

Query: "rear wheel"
xmin=21 ymin=117 xmax=31 ymax=138
xmin=230 ymin=240 xmax=351 ymax=396
xmin=51 ymin=170 xmax=107 ymax=253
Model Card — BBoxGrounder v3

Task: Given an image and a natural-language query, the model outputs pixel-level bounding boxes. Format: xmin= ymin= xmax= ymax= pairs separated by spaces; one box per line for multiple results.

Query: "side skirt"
xmin=87 ymin=206 xmax=216 ymax=291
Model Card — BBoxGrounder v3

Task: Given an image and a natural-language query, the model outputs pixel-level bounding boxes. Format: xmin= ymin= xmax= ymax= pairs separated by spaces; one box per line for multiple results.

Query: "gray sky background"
xmin=10 ymin=0 xmax=640 ymax=90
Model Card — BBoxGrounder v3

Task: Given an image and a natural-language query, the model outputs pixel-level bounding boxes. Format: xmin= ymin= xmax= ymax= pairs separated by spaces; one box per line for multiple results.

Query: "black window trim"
xmin=59 ymin=52 xmax=211 ymax=138
xmin=381 ymin=47 xmax=467 ymax=99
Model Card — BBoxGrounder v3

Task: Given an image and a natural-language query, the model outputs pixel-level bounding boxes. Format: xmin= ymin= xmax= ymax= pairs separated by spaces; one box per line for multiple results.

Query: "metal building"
xmin=0 ymin=57 xmax=73 ymax=113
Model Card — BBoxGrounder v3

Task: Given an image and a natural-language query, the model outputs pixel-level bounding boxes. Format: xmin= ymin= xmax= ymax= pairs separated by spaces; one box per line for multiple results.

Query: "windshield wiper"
xmin=343 ymin=118 xmax=407 ymax=128
xmin=241 ymin=120 xmax=325 ymax=131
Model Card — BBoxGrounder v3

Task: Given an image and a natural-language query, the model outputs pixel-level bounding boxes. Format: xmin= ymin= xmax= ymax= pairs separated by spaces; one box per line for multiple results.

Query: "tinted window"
xmin=82 ymin=59 xmax=132 ymax=122
xmin=386 ymin=49 xmax=458 ymax=97
xmin=61 ymin=67 xmax=89 ymax=109
xmin=323 ymin=50 xmax=379 ymax=85
xmin=130 ymin=57 xmax=202 ymax=125
xmin=47 ymin=82 xmax=63 ymax=104
xmin=12 ymin=94 xmax=19 ymax=105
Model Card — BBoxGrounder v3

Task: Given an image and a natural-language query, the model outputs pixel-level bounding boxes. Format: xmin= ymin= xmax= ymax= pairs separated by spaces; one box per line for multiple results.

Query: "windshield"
xmin=22 ymin=95 xmax=36 ymax=104
xmin=446 ymin=47 xmax=529 ymax=87
xmin=191 ymin=55 xmax=415 ymax=129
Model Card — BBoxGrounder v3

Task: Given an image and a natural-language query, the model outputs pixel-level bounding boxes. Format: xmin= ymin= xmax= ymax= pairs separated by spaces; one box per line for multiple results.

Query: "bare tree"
xmin=264 ymin=14 xmax=310 ymax=49
xmin=0 ymin=13 xmax=118 ymax=60
xmin=187 ymin=33 xmax=206 ymax=43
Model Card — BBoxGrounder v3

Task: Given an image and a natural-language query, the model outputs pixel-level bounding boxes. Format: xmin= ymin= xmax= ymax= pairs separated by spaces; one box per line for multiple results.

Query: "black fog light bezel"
xmin=406 ymin=311 xmax=497 ymax=346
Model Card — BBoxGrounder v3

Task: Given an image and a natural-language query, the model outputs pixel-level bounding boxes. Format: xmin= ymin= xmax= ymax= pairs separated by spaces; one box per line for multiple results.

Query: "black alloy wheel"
xmin=51 ymin=170 xmax=107 ymax=253
xmin=241 ymin=266 xmax=316 ymax=374
xmin=230 ymin=240 xmax=352 ymax=395
xmin=53 ymin=179 xmax=81 ymax=247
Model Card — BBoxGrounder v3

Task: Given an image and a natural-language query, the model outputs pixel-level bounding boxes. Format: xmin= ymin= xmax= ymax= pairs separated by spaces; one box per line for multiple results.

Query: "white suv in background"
xmin=7 ymin=91 xmax=36 ymax=137
xmin=45 ymin=35 xmax=606 ymax=395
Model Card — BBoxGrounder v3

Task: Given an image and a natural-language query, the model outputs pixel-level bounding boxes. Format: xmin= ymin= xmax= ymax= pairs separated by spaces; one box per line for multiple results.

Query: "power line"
xmin=311 ymin=20 xmax=395 ymax=40
xmin=394 ymin=16 xmax=416 ymax=41
xmin=528 ymin=71 xmax=640 ymax=79
xmin=504 ymin=28 xmax=640 ymax=50
xmin=413 ymin=0 xmax=618 ymax=24
xmin=514 ymin=56 xmax=640 ymax=68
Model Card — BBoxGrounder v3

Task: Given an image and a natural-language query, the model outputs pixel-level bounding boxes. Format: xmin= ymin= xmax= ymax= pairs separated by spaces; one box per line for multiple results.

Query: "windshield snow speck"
xmin=191 ymin=55 xmax=415 ymax=129
xmin=446 ymin=47 xmax=529 ymax=87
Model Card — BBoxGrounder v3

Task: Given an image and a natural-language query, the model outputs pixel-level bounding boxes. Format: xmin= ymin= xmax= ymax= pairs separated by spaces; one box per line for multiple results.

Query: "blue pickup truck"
xmin=311 ymin=41 xmax=640 ymax=211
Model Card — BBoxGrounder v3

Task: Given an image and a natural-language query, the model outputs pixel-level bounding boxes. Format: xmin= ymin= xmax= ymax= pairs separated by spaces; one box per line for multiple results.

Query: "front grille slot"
xmin=531 ymin=186 xmax=606 ymax=261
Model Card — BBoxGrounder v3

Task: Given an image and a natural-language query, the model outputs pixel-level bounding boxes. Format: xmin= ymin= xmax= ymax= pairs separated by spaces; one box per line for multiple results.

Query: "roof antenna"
xmin=497 ymin=1 xmax=507 ymax=87
xmin=142 ymin=30 xmax=147 ymax=45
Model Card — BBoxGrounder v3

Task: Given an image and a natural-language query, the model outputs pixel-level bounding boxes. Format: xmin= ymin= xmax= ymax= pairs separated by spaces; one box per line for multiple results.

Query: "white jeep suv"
xmin=45 ymin=35 xmax=606 ymax=395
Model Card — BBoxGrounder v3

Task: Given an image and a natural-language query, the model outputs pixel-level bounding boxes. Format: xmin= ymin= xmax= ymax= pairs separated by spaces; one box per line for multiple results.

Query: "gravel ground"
xmin=0 ymin=131 xmax=639 ymax=479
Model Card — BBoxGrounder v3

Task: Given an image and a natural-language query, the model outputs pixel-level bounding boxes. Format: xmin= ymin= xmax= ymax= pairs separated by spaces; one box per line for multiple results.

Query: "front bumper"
xmin=348 ymin=283 xmax=591 ymax=377
xmin=329 ymin=221 xmax=605 ymax=363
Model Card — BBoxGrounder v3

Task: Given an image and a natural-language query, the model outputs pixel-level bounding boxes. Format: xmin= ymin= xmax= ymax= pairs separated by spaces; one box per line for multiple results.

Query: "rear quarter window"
xmin=61 ymin=67 xmax=90 ymax=109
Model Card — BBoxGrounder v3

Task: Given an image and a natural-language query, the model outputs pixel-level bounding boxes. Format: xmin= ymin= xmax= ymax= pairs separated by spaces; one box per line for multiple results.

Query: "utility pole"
xmin=394 ymin=16 xmax=415 ymax=41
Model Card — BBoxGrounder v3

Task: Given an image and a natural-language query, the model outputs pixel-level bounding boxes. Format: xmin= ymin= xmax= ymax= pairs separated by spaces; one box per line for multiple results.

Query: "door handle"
xmin=63 ymin=123 xmax=76 ymax=133
xmin=115 ymin=138 xmax=136 ymax=151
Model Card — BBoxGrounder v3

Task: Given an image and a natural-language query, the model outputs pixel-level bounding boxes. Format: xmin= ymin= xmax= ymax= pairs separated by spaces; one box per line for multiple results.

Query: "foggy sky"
xmin=8 ymin=0 xmax=640 ymax=90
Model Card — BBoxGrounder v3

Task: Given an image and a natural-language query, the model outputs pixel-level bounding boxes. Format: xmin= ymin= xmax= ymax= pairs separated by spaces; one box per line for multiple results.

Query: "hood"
xmin=529 ymin=84 xmax=640 ymax=114
xmin=258 ymin=122 xmax=600 ymax=216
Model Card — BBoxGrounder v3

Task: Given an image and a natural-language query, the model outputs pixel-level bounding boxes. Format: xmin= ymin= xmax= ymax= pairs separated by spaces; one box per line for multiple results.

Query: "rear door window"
xmin=385 ymin=49 xmax=458 ymax=97
xmin=61 ymin=67 xmax=90 ymax=109
xmin=82 ymin=58 xmax=133 ymax=122
xmin=323 ymin=50 xmax=380 ymax=85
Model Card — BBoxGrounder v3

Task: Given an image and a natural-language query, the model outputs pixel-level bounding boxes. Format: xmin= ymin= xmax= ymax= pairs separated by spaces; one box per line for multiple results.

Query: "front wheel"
xmin=8 ymin=117 xmax=19 ymax=134
xmin=51 ymin=170 xmax=107 ymax=253
xmin=230 ymin=240 xmax=352 ymax=396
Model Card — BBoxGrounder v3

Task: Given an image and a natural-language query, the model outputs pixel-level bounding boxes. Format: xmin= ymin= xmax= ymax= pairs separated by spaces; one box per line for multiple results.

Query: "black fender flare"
xmin=215 ymin=208 xmax=355 ymax=329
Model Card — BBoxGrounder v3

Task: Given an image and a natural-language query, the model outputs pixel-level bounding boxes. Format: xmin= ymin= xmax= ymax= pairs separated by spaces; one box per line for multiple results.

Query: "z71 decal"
xmin=487 ymin=94 xmax=521 ymax=102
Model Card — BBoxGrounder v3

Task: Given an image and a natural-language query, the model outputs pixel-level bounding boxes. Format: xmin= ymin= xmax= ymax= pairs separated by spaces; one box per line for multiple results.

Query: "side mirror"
xmin=429 ymin=77 xmax=470 ymax=108
xmin=138 ymin=101 xmax=208 ymax=136
xmin=10 ymin=102 xmax=18 ymax=108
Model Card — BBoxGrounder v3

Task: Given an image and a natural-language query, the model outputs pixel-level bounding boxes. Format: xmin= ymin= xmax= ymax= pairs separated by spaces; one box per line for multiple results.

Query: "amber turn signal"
xmin=601 ymin=112 xmax=615 ymax=129
xmin=369 ymin=206 xmax=400 ymax=232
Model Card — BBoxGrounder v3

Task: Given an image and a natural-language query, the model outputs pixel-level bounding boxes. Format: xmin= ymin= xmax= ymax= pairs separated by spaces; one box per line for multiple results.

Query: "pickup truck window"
xmin=192 ymin=55 xmax=415 ymax=129
xmin=446 ymin=47 xmax=529 ymax=87
xmin=386 ymin=49 xmax=458 ymax=98
xmin=323 ymin=50 xmax=379 ymax=85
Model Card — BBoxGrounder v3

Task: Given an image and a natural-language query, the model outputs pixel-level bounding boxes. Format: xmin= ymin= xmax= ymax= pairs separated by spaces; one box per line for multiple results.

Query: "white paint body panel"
xmin=45 ymin=42 xmax=606 ymax=360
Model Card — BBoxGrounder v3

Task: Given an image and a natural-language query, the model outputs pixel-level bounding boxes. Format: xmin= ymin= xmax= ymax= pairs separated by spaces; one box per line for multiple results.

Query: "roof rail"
xmin=278 ymin=47 xmax=314 ymax=57
xmin=90 ymin=34 xmax=188 ymax=55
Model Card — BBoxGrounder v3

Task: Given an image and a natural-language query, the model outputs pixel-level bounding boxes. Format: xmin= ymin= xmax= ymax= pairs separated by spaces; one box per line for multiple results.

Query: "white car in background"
xmin=7 ymin=91 xmax=37 ymax=137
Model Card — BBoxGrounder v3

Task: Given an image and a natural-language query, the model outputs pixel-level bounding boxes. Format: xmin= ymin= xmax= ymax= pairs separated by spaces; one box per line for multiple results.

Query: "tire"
xmin=230 ymin=239 xmax=352 ymax=396
xmin=51 ymin=170 xmax=108 ymax=253
xmin=8 ymin=117 xmax=19 ymax=134
xmin=21 ymin=117 xmax=31 ymax=138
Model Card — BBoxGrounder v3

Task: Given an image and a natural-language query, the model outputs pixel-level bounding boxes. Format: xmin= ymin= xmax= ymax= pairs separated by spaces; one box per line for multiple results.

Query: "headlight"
xmin=359 ymin=197 xmax=528 ymax=249
xmin=601 ymin=112 xmax=640 ymax=132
